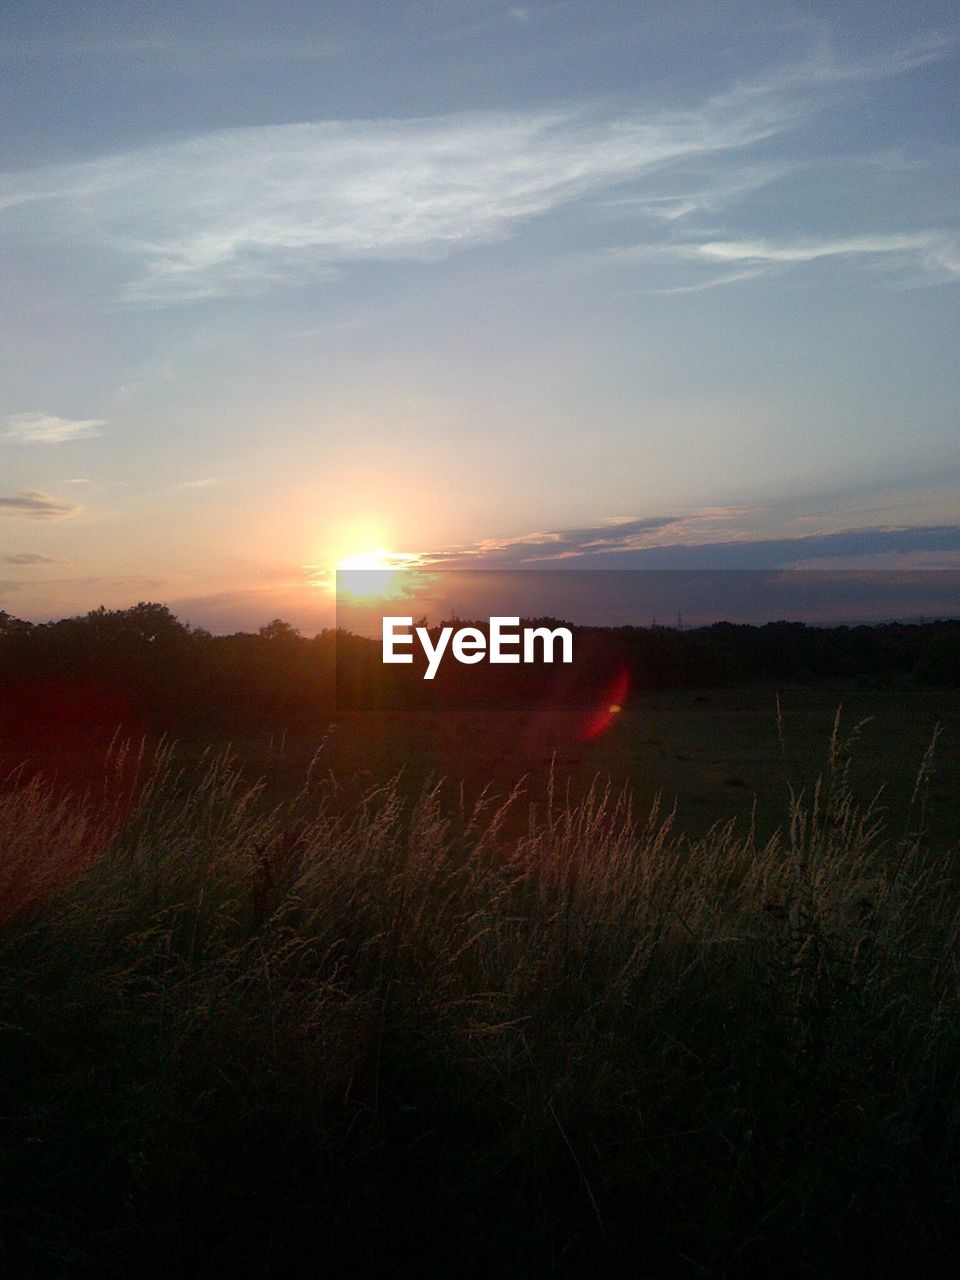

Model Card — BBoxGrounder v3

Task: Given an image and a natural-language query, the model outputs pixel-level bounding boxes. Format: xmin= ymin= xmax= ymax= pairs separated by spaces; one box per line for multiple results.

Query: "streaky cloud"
xmin=607 ymin=230 xmax=960 ymax=290
xmin=422 ymin=511 xmax=749 ymax=566
xmin=0 ymin=108 xmax=786 ymax=302
xmin=1 ymin=31 xmax=952 ymax=303
xmin=0 ymin=490 xmax=81 ymax=520
xmin=1 ymin=412 xmax=107 ymax=444
xmin=3 ymin=552 xmax=71 ymax=566
xmin=692 ymin=232 xmax=956 ymax=269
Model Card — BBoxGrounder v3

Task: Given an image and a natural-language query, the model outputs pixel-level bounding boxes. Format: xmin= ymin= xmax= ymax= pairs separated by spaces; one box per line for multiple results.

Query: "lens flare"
xmin=581 ymin=665 xmax=630 ymax=741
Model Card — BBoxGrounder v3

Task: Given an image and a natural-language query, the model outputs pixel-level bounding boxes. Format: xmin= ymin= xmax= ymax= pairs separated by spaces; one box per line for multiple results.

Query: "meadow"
xmin=1 ymin=683 xmax=959 ymax=1277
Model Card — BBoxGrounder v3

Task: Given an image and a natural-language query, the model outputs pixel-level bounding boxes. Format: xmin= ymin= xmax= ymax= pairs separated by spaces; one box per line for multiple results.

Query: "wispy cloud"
xmin=1 ymin=33 xmax=951 ymax=303
xmin=0 ymin=490 xmax=80 ymax=520
xmin=2 ymin=552 xmax=71 ymax=566
xmin=693 ymin=232 xmax=940 ymax=263
xmin=418 ymin=509 xmax=755 ymax=567
xmin=0 ymin=111 xmax=785 ymax=302
xmin=1 ymin=412 xmax=106 ymax=444
xmin=691 ymin=232 xmax=960 ymax=283
xmin=595 ymin=160 xmax=793 ymax=224
xmin=605 ymin=229 xmax=960 ymax=290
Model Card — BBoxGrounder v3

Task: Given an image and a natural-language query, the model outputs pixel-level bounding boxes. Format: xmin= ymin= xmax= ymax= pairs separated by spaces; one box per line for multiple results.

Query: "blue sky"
xmin=0 ymin=0 xmax=957 ymax=630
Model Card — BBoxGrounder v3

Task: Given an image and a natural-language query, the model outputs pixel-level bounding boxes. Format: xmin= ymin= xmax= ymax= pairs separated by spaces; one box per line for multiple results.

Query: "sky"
xmin=0 ymin=0 xmax=958 ymax=632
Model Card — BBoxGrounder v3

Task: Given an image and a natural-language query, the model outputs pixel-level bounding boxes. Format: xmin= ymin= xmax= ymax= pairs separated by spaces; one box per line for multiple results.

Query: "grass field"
xmin=85 ymin=680 xmax=952 ymax=845
xmin=1 ymin=682 xmax=958 ymax=1276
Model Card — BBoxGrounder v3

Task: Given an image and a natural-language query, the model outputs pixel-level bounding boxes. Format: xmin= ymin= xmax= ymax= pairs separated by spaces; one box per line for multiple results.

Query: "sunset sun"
xmin=335 ymin=548 xmax=423 ymax=601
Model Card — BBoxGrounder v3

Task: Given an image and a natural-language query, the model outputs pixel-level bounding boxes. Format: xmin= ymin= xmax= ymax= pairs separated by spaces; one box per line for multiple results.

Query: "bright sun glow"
xmin=335 ymin=548 xmax=422 ymax=601
xmin=337 ymin=550 xmax=399 ymax=573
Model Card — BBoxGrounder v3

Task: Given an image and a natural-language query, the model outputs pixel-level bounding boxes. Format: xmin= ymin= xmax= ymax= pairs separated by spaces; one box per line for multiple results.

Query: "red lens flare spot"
xmin=581 ymin=664 xmax=630 ymax=741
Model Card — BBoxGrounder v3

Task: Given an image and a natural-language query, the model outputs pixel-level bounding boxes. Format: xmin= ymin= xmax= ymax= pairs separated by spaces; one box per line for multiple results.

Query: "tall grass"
xmin=1 ymin=719 xmax=958 ymax=1277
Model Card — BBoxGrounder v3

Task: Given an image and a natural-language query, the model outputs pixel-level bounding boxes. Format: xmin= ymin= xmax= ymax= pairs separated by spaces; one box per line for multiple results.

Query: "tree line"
xmin=0 ymin=603 xmax=957 ymax=743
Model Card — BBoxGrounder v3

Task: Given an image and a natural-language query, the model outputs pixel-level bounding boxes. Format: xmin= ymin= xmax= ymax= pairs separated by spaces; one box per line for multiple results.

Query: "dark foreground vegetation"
xmin=2 ymin=718 xmax=959 ymax=1278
